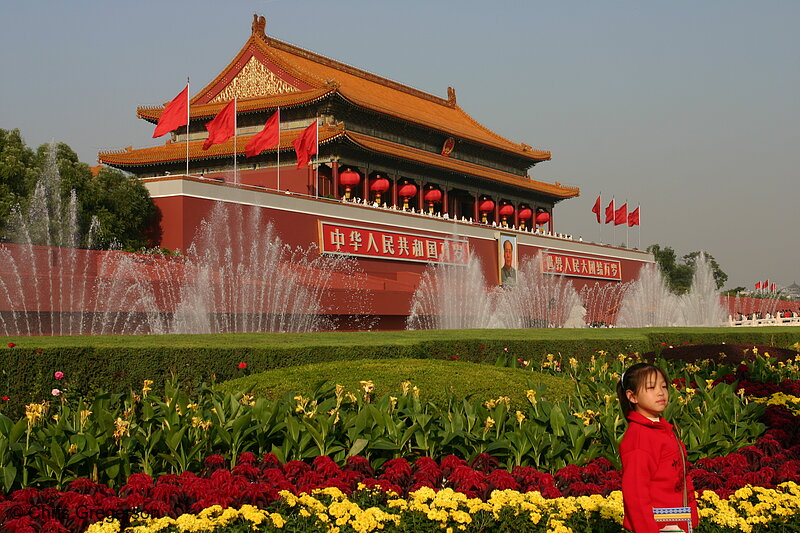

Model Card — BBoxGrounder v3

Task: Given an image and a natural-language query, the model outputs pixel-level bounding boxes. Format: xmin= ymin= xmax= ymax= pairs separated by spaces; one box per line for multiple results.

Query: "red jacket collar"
xmin=627 ymin=410 xmax=673 ymax=431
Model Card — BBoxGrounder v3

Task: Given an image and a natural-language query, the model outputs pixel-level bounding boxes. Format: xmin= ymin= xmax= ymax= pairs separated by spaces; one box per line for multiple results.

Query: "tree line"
xmin=0 ymin=128 xmax=159 ymax=250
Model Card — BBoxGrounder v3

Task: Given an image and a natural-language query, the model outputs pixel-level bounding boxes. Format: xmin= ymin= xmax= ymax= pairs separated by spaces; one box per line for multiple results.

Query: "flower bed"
xmin=2 ymin=349 xmax=800 ymax=532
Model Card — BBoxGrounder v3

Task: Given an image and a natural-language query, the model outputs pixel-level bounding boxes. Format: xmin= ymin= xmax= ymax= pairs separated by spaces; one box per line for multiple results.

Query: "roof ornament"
xmin=447 ymin=87 xmax=457 ymax=107
xmin=252 ymin=14 xmax=266 ymax=38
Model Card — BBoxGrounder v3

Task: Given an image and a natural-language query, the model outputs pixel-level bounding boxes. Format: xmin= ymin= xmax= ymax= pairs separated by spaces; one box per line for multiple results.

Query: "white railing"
xmin=729 ymin=315 xmax=800 ymax=327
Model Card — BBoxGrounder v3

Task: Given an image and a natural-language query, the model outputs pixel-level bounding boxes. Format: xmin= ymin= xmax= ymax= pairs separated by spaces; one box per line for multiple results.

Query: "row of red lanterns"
xmin=339 ymin=168 xmax=551 ymax=225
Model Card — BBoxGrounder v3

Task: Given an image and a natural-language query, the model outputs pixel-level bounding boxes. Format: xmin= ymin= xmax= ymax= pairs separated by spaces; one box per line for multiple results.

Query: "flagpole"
xmin=598 ymin=191 xmax=602 ymax=244
xmin=611 ymin=197 xmax=615 ymax=247
xmin=638 ymin=204 xmax=641 ymax=250
xmin=186 ymin=77 xmax=190 ymax=176
xmin=625 ymin=198 xmax=629 ymax=249
xmin=276 ymin=107 xmax=281 ymax=192
xmin=233 ymin=80 xmax=238 ymax=185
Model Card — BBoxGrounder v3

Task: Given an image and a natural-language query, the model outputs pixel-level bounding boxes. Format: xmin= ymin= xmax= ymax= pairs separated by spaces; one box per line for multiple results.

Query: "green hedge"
xmin=1 ymin=327 xmax=798 ymax=416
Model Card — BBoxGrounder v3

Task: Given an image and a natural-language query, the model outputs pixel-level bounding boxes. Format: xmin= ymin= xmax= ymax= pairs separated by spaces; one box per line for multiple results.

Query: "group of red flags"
xmin=754 ymin=280 xmax=777 ymax=292
xmin=151 ymin=83 xmax=317 ymax=168
xmin=591 ymin=196 xmax=640 ymax=227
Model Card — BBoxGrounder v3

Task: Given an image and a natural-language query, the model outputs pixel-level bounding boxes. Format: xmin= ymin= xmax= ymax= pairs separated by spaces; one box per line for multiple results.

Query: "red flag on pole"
xmin=293 ymin=120 xmax=318 ymax=168
xmin=245 ymin=109 xmax=280 ymax=158
xmin=614 ymin=203 xmax=627 ymax=226
xmin=152 ymin=85 xmax=189 ymax=138
xmin=771 ymin=283 xmax=776 ymax=292
xmin=604 ymin=199 xmax=615 ymax=224
xmin=763 ymin=279 xmax=769 ymax=291
xmin=755 ymin=282 xmax=762 ymax=290
xmin=591 ymin=195 xmax=601 ymax=223
xmin=628 ymin=205 xmax=640 ymax=227
xmin=202 ymin=100 xmax=236 ymax=150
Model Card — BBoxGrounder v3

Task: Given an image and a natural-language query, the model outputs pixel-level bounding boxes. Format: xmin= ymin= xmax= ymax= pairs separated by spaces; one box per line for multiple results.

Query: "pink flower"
xmin=238 ymin=362 xmax=247 ymax=369
xmin=51 ymin=388 xmax=61 ymax=397
xmin=54 ymin=371 xmax=64 ymax=380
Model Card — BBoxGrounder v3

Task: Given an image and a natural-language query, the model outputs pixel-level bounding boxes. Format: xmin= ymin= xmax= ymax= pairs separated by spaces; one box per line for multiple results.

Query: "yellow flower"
xmin=360 ymin=380 xmax=374 ymax=394
xmin=515 ymin=410 xmax=526 ymax=425
xmin=401 ymin=381 xmax=412 ymax=396
xmin=569 ymin=357 xmax=578 ymax=369
xmin=113 ymin=417 xmax=130 ymax=441
xmin=525 ymin=389 xmax=537 ymax=405
xmin=142 ymin=379 xmax=153 ymax=397
xmin=484 ymin=416 xmax=495 ymax=431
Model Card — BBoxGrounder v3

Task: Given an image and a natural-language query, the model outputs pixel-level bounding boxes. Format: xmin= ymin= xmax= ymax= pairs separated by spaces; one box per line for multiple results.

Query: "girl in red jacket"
xmin=617 ymin=363 xmax=699 ymax=533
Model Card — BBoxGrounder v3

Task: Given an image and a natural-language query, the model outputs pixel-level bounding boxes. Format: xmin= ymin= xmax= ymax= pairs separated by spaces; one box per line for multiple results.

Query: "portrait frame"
xmin=498 ymin=234 xmax=517 ymax=288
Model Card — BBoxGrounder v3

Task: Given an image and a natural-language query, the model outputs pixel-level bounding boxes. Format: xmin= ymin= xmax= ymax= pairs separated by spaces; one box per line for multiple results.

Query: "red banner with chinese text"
xmin=319 ymin=221 xmax=469 ymax=265
xmin=542 ymin=252 xmax=622 ymax=281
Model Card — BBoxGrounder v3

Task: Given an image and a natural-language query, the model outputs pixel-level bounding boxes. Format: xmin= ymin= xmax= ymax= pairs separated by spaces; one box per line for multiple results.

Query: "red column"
xmin=362 ymin=169 xmax=369 ymax=201
xmin=494 ymin=200 xmax=499 ymax=226
xmin=549 ymin=212 xmax=553 ymax=234
xmin=392 ymin=175 xmax=398 ymax=207
xmin=443 ymin=187 xmax=449 ymax=216
xmin=473 ymin=194 xmax=479 ymax=222
xmin=418 ymin=182 xmax=424 ymax=212
xmin=513 ymin=203 xmax=519 ymax=228
xmin=332 ymin=160 xmax=339 ymax=200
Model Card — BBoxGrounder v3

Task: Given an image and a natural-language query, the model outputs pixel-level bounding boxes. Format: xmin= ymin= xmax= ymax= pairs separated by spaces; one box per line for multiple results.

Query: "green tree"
xmin=646 ymin=244 xmax=728 ymax=294
xmin=0 ymin=129 xmax=159 ymax=250
xmin=0 ymin=129 xmax=38 ymax=230
xmin=721 ymin=286 xmax=746 ymax=297
xmin=82 ymin=167 xmax=160 ymax=250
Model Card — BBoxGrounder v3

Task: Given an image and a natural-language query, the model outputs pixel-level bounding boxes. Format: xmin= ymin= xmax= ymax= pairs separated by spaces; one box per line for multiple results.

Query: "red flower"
xmin=238 ymin=362 xmax=247 ymax=369
xmin=7 ymin=342 xmax=15 ymax=348
xmin=1 ymin=396 xmax=8 ymax=401
xmin=35 ymin=350 xmax=41 ymax=355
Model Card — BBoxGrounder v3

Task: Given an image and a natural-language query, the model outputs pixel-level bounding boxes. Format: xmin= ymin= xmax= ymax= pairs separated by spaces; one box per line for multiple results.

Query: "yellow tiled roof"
xmin=138 ymin=15 xmax=550 ymax=163
xmin=99 ymin=123 xmax=577 ymax=197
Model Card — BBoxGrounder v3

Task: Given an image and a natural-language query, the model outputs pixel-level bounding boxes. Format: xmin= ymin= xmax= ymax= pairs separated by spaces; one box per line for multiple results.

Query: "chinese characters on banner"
xmin=319 ymin=221 xmax=469 ymax=265
xmin=542 ymin=252 xmax=622 ymax=281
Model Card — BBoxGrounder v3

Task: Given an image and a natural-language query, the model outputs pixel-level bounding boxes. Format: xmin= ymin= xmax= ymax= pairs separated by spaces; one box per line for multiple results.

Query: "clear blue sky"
xmin=2 ymin=1 xmax=798 ymax=290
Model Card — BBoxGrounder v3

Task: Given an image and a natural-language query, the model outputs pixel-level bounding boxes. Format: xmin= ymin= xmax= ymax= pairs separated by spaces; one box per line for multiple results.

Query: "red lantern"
xmin=518 ymin=207 xmax=533 ymax=229
xmin=423 ymin=188 xmax=442 ymax=214
xmin=370 ymin=176 xmax=390 ymax=204
xmin=499 ymin=204 xmax=514 ymax=227
xmin=478 ymin=199 xmax=495 ymax=223
xmin=535 ymin=211 xmax=550 ymax=225
xmin=339 ymin=169 xmax=360 ymax=199
xmin=398 ymin=183 xmax=418 ymax=210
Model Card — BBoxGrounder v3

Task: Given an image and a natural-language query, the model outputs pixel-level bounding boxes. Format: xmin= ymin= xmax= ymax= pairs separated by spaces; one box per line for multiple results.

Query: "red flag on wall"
xmin=628 ymin=205 xmax=640 ymax=227
xmin=604 ymin=199 xmax=615 ymax=224
xmin=202 ymin=100 xmax=236 ymax=150
xmin=245 ymin=109 xmax=280 ymax=158
xmin=614 ymin=203 xmax=627 ymax=226
xmin=152 ymin=85 xmax=189 ymax=138
xmin=591 ymin=195 xmax=601 ymax=223
xmin=293 ymin=120 xmax=318 ymax=168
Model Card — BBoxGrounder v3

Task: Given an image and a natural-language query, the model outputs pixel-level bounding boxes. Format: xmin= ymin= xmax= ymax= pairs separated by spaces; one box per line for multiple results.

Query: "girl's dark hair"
xmin=616 ymin=362 xmax=669 ymax=419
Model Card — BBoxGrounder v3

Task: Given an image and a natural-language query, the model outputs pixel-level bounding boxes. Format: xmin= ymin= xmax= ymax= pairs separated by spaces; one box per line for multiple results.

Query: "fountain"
xmin=0 ymin=145 xmax=365 ymax=335
xmin=406 ymin=251 xmax=585 ymax=329
xmin=616 ymin=253 xmax=727 ymax=327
